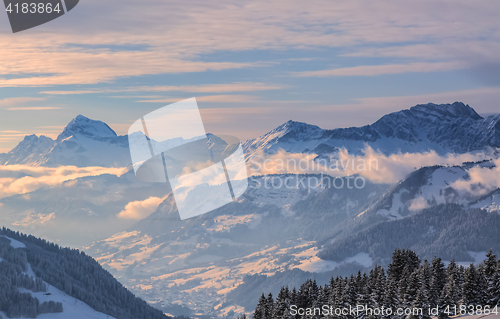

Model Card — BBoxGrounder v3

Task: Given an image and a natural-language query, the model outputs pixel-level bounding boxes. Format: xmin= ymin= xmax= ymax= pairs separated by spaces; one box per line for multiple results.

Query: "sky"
xmin=0 ymin=0 xmax=499 ymax=153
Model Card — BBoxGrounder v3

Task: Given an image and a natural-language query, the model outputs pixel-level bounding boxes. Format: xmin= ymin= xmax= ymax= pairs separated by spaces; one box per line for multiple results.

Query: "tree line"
xmin=250 ymin=249 xmax=500 ymax=319
xmin=0 ymin=235 xmax=63 ymax=318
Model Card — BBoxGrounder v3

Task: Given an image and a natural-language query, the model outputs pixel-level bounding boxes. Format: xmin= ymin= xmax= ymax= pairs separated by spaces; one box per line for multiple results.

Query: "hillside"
xmin=0 ymin=227 xmax=169 ymax=319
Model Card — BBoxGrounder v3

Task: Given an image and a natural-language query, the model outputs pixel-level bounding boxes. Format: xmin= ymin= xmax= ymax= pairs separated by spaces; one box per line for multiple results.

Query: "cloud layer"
xmin=247 ymin=146 xmax=498 ymax=184
xmin=0 ymin=165 xmax=126 ymax=199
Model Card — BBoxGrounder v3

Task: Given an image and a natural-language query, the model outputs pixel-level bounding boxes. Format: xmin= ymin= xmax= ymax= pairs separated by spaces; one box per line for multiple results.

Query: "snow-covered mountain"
xmin=243 ymin=102 xmax=500 ymax=156
xmin=316 ymin=159 xmax=500 ymax=267
xmin=0 ymin=115 xmax=131 ymax=167
xmin=355 ymin=159 xmax=499 ymax=223
xmin=1 ymin=102 xmax=498 ymax=168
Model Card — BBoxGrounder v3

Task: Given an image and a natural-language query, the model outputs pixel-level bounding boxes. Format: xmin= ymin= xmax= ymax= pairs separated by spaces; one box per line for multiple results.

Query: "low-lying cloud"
xmin=117 ymin=196 xmax=166 ymax=220
xmin=450 ymin=158 xmax=500 ymax=196
xmin=0 ymin=165 xmax=127 ymax=199
xmin=247 ymin=146 xmax=497 ymax=184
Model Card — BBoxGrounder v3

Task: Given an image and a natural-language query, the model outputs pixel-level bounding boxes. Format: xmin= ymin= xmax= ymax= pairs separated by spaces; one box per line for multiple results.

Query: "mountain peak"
xmin=275 ymin=120 xmax=319 ymax=132
xmin=409 ymin=102 xmax=482 ymax=120
xmin=58 ymin=115 xmax=117 ymax=140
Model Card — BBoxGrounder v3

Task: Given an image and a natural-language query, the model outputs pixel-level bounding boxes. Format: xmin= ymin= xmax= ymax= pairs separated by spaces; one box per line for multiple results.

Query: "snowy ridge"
xmin=1 ymin=102 xmax=498 ymax=167
xmin=244 ymin=102 xmax=500 ymax=156
xmin=359 ymin=160 xmax=499 ymax=221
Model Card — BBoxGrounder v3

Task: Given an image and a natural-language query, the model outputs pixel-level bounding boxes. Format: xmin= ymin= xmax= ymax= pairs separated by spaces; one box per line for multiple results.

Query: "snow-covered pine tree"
xmin=383 ymin=279 xmax=399 ymax=319
xmin=254 ymin=293 xmax=267 ymax=319
xmin=265 ymin=293 xmax=274 ymax=319
xmin=420 ymin=260 xmax=431 ymax=295
xmin=370 ymin=266 xmax=386 ymax=309
xmin=273 ymin=287 xmax=291 ymax=319
xmin=430 ymin=257 xmax=446 ymax=308
xmin=446 ymin=260 xmax=463 ymax=302
xmin=489 ymin=261 xmax=500 ymax=306
xmin=461 ymin=263 xmax=479 ymax=306
xmin=312 ymin=286 xmax=328 ymax=319
xmin=484 ymin=250 xmax=499 ymax=305
xmin=408 ymin=285 xmax=430 ymax=319
xmin=327 ymin=277 xmax=343 ymax=319
xmin=476 ymin=264 xmax=489 ymax=305
xmin=403 ymin=270 xmax=420 ymax=309
xmin=439 ymin=272 xmax=461 ymax=319
xmin=356 ymin=284 xmax=371 ymax=319
xmin=343 ymin=276 xmax=357 ymax=319
xmin=388 ymin=249 xmax=419 ymax=283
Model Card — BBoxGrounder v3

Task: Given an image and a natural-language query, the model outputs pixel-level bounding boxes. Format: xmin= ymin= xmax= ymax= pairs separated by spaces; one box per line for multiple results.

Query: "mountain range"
xmin=1 ymin=102 xmax=499 ymax=167
xmin=0 ymin=101 xmax=499 ymax=317
xmin=243 ymin=102 xmax=500 ymax=156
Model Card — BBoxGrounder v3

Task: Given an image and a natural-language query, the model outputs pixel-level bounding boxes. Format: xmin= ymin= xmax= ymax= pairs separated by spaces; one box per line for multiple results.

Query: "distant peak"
xmin=74 ymin=114 xmax=91 ymax=121
xmin=58 ymin=115 xmax=117 ymax=140
xmin=277 ymin=120 xmax=312 ymax=131
xmin=23 ymin=134 xmax=38 ymax=141
xmin=409 ymin=102 xmax=482 ymax=120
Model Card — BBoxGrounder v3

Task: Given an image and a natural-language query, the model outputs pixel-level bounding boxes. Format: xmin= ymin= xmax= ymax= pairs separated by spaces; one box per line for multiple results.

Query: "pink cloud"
xmin=117 ymin=196 xmax=166 ymax=220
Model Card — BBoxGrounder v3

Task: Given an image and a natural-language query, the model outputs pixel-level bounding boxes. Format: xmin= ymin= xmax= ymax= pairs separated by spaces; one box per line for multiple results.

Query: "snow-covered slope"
xmin=357 ymin=160 xmax=499 ymax=222
xmin=0 ymin=235 xmax=116 ymax=319
xmin=19 ymin=283 xmax=117 ymax=319
xmin=243 ymin=102 xmax=500 ymax=156
xmin=0 ymin=229 xmax=170 ymax=319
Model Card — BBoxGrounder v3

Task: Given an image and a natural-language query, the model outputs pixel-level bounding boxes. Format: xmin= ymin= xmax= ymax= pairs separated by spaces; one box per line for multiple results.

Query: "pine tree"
xmin=461 ymin=263 xmax=479 ymax=306
xmin=489 ymin=261 xmax=500 ymax=306
xmin=343 ymin=275 xmax=358 ymax=319
xmin=484 ymin=250 xmax=499 ymax=305
xmin=408 ymin=285 xmax=430 ymax=319
xmin=356 ymin=284 xmax=371 ymax=319
xmin=446 ymin=260 xmax=463 ymax=302
xmin=273 ymin=287 xmax=291 ymax=319
xmin=312 ymin=286 xmax=327 ymax=319
xmin=430 ymin=257 xmax=446 ymax=308
xmin=383 ymin=279 xmax=400 ymax=319
xmin=254 ymin=293 xmax=267 ymax=319
xmin=266 ymin=293 xmax=274 ymax=319
xmin=290 ymin=288 xmax=298 ymax=319
xmin=439 ymin=271 xmax=462 ymax=319
xmin=370 ymin=267 xmax=386 ymax=309
xmin=476 ymin=264 xmax=489 ymax=305
xmin=403 ymin=270 xmax=420 ymax=309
